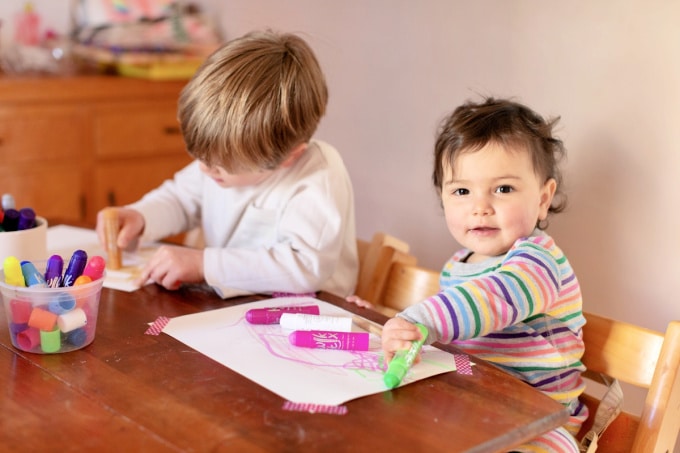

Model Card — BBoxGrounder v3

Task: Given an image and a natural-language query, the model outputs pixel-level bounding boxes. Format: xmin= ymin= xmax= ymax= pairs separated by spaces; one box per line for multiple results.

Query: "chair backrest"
xmin=579 ymin=312 xmax=680 ymax=452
xmin=355 ymin=232 xmax=417 ymax=303
xmin=377 ymin=261 xmax=440 ymax=316
xmin=369 ymin=259 xmax=680 ymax=452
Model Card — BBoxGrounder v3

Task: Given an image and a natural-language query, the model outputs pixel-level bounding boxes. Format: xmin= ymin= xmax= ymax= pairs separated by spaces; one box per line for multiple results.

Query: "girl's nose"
xmin=472 ymin=196 xmax=493 ymax=216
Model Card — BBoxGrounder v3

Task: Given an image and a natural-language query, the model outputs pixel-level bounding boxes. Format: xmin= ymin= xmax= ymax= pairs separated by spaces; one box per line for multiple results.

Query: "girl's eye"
xmin=496 ymin=185 xmax=514 ymax=194
xmin=453 ymin=188 xmax=469 ymax=196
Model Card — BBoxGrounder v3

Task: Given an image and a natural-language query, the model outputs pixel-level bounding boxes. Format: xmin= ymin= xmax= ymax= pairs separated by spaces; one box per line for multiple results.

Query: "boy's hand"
xmin=382 ymin=317 xmax=423 ymax=364
xmin=136 ymin=245 xmax=205 ymax=290
xmin=345 ymin=294 xmax=374 ymax=309
xmin=95 ymin=207 xmax=144 ymax=251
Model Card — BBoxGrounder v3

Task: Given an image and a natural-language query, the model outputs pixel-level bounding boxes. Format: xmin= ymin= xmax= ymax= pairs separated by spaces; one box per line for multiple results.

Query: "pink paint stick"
xmin=245 ymin=305 xmax=320 ymax=324
xmin=288 ymin=330 xmax=369 ymax=351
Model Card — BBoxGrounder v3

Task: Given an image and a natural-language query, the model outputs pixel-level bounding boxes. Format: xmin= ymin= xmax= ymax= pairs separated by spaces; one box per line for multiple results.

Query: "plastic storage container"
xmin=0 ymin=260 xmax=104 ymax=353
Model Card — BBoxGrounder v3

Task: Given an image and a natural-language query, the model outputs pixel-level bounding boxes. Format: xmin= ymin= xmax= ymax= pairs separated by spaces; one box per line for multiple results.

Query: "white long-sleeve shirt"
xmin=128 ymin=140 xmax=358 ymax=298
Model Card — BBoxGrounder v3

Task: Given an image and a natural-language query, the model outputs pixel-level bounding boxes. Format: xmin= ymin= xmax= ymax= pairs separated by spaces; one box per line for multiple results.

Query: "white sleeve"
xmin=127 ymin=161 xmax=204 ymax=242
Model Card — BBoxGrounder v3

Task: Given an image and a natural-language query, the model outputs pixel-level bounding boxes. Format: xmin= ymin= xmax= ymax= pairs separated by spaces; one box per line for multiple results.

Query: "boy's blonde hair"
xmin=178 ymin=30 xmax=328 ymax=173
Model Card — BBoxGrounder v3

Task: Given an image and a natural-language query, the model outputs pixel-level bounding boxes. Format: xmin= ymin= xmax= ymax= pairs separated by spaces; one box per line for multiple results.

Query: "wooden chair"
xmin=578 ymin=312 xmax=680 ymax=452
xmin=369 ymin=260 xmax=680 ymax=452
xmin=355 ymin=232 xmax=417 ymax=304
xmin=373 ymin=261 xmax=440 ymax=316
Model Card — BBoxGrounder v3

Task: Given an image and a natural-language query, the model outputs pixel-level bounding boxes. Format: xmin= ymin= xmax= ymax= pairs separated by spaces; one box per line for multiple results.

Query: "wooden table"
xmin=0 ymin=284 xmax=568 ymax=452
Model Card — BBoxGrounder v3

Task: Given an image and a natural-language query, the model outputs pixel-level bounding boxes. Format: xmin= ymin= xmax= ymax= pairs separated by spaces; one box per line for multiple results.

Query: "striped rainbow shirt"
xmin=399 ymin=230 xmax=588 ymax=434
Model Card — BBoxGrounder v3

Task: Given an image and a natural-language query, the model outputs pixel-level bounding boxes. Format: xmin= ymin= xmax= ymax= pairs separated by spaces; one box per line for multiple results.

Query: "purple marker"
xmin=245 ymin=305 xmax=320 ymax=324
xmin=288 ymin=330 xmax=370 ymax=351
xmin=45 ymin=254 xmax=64 ymax=288
xmin=2 ymin=209 xmax=19 ymax=231
xmin=17 ymin=207 xmax=36 ymax=230
xmin=61 ymin=250 xmax=88 ymax=287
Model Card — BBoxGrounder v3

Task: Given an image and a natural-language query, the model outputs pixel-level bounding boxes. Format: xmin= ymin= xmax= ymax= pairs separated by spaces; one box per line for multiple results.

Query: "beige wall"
xmin=206 ymin=0 xmax=680 ymax=331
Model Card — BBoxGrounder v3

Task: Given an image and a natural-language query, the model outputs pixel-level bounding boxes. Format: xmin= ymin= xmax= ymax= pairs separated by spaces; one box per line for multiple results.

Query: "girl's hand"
xmin=136 ymin=245 xmax=205 ymax=290
xmin=381 ymin=317 xmax=423 ymax=364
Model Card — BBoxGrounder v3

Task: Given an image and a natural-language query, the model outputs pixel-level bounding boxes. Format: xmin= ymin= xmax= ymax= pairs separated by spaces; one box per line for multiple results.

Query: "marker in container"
xmin=2 ymin=208 xmax=20 ymax=231
xmin=1 ymin=193 xmax=15 ymax=210
xmin=82 ymin=255 xmax=106 ymax=281
xmin=62 ymin=250 xmax=88 ymax=287
xmin=21 ymin=261 xmax=46 ymax=287
xmin=383 ymin=323 xmax=429 ymax=389
xmin=245 ymin=305 xmax=320 ymax=324
xmin=48 ymin=293 xmax=76 ymax=315
xmin=17 ymin=207 xmax=36 ymax=230
xmin=289 ymin=330 xmax=369 ymax=351
xmin=103 ymin=208 xmax=122 ymax=270
xmin=44 ymin=255 xmax=64 ymax=288
xmin=280 ymin=313 xmax=353 ymax=332
xmin=58 ymin=308 xmax=87 ymax=333
xmin=3 ymin=256 xmax=26 ymax=287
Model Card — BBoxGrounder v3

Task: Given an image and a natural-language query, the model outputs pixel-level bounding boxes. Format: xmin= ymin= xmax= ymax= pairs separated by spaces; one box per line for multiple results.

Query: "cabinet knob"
xmin=163 ymin=126 xmax=181 ymax=135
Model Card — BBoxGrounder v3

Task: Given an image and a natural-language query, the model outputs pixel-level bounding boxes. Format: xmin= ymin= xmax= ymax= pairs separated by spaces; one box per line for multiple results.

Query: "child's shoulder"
xmin=513 ymin=229 xmax=559 ymax=252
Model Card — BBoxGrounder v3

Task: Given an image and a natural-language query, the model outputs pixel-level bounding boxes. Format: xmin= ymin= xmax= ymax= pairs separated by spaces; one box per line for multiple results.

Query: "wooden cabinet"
xmin=0 ymin=75 xmax=193 ymax=226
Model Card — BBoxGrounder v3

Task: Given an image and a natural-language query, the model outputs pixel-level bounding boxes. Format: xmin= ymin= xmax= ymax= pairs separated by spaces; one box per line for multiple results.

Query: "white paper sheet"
xmin=46 ymin=225 xmax=157 ymax=292
xmin=162 ymin=297 xmax=457 ymax=406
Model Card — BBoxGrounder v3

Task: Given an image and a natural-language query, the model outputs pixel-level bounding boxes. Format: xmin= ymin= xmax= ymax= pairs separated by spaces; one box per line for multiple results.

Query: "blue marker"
xmin=44 ymin=255 xmax=64 ymax=288
xmin=383 ymin=323 xmax=429 ymax=389
xmin=62 ymin=250 xmax=88 ymax=287
xmin=20 ymin=261 xmax=46 ymax=287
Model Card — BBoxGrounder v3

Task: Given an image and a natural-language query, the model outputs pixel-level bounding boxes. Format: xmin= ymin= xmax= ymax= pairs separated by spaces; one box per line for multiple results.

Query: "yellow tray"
xmin=116 ymin=60 xmax=202 ymax=80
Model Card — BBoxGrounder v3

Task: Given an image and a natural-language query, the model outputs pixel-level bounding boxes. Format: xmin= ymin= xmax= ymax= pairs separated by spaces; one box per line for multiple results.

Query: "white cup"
xmin=0 ymin=216 xmax=48 ymax=264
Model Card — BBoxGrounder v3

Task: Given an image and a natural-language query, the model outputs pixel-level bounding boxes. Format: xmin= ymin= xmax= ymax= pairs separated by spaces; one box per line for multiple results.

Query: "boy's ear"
xmin=280 ymin=143 xmax=308 ymax=168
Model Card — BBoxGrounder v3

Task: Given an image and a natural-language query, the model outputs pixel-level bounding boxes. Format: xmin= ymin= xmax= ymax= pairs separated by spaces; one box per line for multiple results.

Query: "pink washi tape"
xmin=454 ymin=353 xmax=473 ymax=375
xmin=145 ymin=316 xmax=171 ymax=336
xmin=282 ymin=401 xmax=348 ymax=415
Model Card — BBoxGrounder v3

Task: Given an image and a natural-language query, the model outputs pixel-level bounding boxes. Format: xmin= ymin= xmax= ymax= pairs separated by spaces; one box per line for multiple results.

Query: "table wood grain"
xmin=0 ymin=284 xmax=568 ymax=452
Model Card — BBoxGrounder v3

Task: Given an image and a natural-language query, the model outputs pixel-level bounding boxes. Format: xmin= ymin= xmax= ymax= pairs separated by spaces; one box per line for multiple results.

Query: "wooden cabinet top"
xmin=0 ymin=74 xmax=187 ymax=104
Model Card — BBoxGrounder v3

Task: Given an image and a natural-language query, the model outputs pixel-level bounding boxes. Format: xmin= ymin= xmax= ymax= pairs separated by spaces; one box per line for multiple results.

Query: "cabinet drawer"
xmin=91 ymin=154 xmax=193 ymax=222
xmin=94 ymin=101 xmax=185 ymax=158
xmin=0 ymin=163 xmax=84 ymax=223
xmin=0 ymin=105 xmax=90 ymax=163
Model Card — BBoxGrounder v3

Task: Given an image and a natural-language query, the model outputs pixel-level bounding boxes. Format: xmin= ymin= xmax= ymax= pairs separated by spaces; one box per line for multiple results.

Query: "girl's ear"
xmin=280 ymin=143 xmax=308 ymax=168
xmin=538 ymin=178 xmax=557 ymax=220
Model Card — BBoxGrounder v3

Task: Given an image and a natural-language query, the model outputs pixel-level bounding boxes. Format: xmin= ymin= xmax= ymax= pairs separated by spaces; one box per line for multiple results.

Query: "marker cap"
xmin=280 ymin=313 xmax=353 ymax=332
xmin=62 ymin=250 xmax=88 ymax=287
xmin=45 ymin=254 xmax=64 ymax=288
xmin=82 ymin=256 xmax=106 ymax=281
xmin=17 ymin=208 xmax=36 ymax=230
xmin=245 ymin=305 xmax=320 ymax=324
xmin=21 ymin=260 xmax=46 ymax=287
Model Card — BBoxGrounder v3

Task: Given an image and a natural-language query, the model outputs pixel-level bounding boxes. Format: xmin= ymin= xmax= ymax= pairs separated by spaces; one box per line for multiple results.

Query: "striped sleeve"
xmin=399 ymin=235 xmax=563 ymax=344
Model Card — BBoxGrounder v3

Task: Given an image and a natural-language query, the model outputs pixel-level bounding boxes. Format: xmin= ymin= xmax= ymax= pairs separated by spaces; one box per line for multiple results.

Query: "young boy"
xmin=96 ymin=30 xmax=357 ymax=299
xmin=351 ymin=98 xmax=588 ymax=452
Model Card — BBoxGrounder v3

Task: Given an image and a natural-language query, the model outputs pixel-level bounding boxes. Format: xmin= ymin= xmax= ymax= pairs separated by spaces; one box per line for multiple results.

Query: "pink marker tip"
xmin=82 ymin=255 xmax=106 ymax=281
